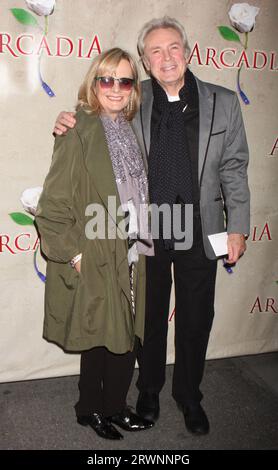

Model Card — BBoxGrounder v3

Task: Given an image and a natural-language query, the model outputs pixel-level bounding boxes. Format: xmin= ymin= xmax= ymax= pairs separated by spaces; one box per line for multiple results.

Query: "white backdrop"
xmin=0 ymin=0 xmax=277 ymax=382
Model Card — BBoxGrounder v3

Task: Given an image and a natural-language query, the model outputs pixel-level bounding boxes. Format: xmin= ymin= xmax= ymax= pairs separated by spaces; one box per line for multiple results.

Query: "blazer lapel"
xmin=141 ymin=81 xmax=153 ymax=156
xmin=195 ymin=77 xmax=216 ymax=184
xmin=132 ymin=80 xmax=153 ymax=167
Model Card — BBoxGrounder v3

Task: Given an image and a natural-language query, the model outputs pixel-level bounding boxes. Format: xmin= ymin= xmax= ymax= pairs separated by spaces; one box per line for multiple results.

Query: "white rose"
xmin=20 ymin=187 xmax=43 ymax=216
xmin=25 ymin=0 xmax=56 ymax=16
xmin=229 ymin=3 xmax=260 ymax=33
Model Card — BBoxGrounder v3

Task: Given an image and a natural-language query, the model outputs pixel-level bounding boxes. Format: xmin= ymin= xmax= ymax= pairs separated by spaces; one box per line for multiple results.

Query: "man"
xmin=53 ymin=16 xmax=250 ymax=436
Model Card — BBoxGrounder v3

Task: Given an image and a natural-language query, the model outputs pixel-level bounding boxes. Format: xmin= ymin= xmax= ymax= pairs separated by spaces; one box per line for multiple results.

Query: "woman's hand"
xmin=74 ymin=259 xmax=81 ymax=273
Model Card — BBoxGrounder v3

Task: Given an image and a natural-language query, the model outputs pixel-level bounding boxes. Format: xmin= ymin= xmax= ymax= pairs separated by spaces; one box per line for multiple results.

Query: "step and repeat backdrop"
xmin=0 ymin=0 xmax=277 ymax=382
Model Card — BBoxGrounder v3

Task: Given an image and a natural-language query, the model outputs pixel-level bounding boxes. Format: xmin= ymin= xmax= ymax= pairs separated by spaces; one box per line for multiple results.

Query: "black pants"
xmin=137 ymin=215 xmax=217 ymax=406
xmin=75 ymin=345 xmax=136 ymax=418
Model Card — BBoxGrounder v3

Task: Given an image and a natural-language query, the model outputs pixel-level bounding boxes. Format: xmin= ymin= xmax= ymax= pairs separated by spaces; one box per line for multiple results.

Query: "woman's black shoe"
xmin=77 ymin=413 xmax=123 ymax=440
xmin=109 ymin=407 xmax=154 ymax=431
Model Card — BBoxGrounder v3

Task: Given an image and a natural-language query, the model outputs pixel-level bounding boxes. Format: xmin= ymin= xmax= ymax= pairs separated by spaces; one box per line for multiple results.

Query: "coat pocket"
xmin=211 ymin=129 xmax=226 ymax=136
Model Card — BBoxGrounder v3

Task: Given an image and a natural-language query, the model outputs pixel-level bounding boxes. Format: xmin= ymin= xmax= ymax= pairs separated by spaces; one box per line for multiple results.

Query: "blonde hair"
xmin=137 ymin=16 xmax=191 ymax=59
xmin=77 ymin=48 xmax=141 ymax=121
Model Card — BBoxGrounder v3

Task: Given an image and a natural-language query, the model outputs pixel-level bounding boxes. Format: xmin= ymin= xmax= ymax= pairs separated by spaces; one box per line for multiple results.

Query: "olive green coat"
xmin=36 ymin=109 xmax=146 ymax=353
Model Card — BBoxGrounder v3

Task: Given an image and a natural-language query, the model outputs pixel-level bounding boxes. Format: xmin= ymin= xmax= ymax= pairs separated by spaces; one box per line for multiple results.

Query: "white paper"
xmin=208 ymin=232 xmax=228 ymax=256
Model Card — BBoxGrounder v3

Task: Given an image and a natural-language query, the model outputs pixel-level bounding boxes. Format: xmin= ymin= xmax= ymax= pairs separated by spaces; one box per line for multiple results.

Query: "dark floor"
xmin=1 ymin=352 xmax=278 ymax=450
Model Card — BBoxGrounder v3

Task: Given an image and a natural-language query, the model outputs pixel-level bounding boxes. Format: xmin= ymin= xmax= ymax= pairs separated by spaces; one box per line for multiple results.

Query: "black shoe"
xmin=136 ymin=392 xmax=160 ymax=422
xmin=109 ymin=407 xmax=154 ymax=432
xmin=183 ymin=404 xmax=209 ymax=435
xmin=77 ymin=413 xmax=123 ymax=440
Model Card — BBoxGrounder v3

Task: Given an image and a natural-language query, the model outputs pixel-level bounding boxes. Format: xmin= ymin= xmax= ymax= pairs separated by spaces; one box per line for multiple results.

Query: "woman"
xmin=35 ymin=48 xmax=153 ymax=441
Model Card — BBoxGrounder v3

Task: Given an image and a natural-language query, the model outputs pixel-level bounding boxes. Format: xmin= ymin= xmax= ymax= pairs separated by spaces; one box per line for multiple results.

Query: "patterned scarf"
xmin=100 ymin=113 xmax=148 ymax=205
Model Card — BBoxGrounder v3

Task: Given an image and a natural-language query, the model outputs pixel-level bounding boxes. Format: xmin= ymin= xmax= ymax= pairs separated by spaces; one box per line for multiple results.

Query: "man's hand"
xmin=53 ymin=111 xmax=76 ymax=135
xmin=227 ymin=233 xmax=247 ymax=264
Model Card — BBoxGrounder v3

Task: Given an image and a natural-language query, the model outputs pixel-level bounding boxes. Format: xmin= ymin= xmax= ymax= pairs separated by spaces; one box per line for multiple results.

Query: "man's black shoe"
xmin=136 ymin=392 xmax=160 ymax=422
xmin=183 ymin=404 xmax=209 ymax=435
xmin=109 ymin=407 xmax=154 ymax=431
xmin=77 ymin=413 xmax=123 ymax=440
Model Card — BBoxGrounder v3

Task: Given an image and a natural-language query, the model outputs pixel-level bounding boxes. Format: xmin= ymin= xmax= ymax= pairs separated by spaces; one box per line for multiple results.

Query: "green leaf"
xmin=9 ymin=212 xmax=34 ymax=226
xmin=218 ymin=26 xmax=241 ymax=43
xmin=10 ymin=8 xmax=39 ymax=27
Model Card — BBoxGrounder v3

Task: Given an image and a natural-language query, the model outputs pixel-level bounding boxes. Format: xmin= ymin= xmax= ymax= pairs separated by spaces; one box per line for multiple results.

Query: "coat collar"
xmin=76 ymin=110 xmax=122 ymax=221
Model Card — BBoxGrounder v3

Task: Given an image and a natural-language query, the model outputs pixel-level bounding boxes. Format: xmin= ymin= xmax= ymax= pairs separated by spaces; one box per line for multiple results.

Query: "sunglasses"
xmin=95 ymin=76 xmax=135 ymax=91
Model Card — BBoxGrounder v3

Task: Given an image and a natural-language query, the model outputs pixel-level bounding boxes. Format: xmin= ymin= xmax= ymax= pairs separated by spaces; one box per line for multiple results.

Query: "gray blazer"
xmin=132 ymin=76 xmax=250 ymax=259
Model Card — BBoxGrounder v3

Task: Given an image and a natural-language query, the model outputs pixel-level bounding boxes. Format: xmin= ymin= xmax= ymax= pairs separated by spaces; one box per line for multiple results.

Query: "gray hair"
xmin=137 ymin=16 xmax=191 ymax=58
